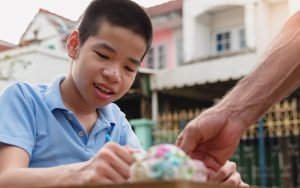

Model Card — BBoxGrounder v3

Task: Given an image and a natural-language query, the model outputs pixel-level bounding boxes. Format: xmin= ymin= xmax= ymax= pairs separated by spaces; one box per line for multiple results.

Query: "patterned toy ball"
xmin=129 ymin=144 xmax=207 ymax=182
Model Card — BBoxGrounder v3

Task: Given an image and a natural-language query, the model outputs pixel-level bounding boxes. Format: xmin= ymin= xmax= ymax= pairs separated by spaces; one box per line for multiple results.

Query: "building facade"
xmin=149 ymin=0 xmax=300 ymax=121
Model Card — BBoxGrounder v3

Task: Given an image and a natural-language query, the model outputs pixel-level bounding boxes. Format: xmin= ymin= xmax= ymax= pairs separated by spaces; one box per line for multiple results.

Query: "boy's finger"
xmin=100 ymin=162 xmax=127 ymax=183
xmin=108 ymin=143 xmax=135 ymax=165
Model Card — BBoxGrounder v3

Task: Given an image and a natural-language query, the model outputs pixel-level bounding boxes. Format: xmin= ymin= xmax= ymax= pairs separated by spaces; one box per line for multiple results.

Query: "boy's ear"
xmin=66 ymin=30 xmax=80 ymax=59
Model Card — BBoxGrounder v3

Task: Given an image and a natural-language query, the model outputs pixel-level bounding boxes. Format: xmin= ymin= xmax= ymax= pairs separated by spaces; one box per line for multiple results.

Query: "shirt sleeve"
xmin=0 ymin=82 xmax=36 ymax=157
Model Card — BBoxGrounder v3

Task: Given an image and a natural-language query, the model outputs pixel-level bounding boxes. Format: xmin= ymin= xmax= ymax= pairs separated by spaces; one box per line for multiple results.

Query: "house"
xmin=143 ymin=0 xmax=183 ymax=69
xmin=148 ymin=0 xmax=300 ymax=121
xmin=0 ymin=44 xmax=69 ymax=91
xmin=19 ymin=8 xmax=77 ymax=51
xmin=146 ymin=2 xmax=300 ymax=186
xmin=0 ymin=9 xmax=74 ymax=91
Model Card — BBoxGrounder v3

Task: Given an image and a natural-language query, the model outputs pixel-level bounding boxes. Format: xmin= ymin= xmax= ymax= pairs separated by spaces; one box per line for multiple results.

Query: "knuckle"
xmin=218 ymin=171 xmax=227 ymax=180
xmin=106 ymin=142 xmax=118 ymax=150
xmin=85 ymin=171 xmax=100 ymax=184
xmin=231 ymin=162 xmax=237 ymax=170
xmin=99 ymin=149 xmax=113 ymax=160
xmin=227 ymin=179 xmax=239 ymax=185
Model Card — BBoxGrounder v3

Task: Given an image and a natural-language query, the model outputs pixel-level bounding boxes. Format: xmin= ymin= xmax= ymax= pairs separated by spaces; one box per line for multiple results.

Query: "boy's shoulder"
xmin=1 ymin=81 xmax=48 ymax=101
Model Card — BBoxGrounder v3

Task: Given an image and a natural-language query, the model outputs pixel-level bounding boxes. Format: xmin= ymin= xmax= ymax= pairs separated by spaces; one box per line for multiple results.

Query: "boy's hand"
xmin=81 ymin=142 xmax=134 ymax=184
xmin=208 ymin=161 xmax=249 ymax=187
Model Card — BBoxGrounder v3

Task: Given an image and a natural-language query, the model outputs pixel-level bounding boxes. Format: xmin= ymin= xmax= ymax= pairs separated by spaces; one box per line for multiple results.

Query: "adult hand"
xmin=209 ymin=161 xmax=249 ymax=187
xmin=176 ymin=105 xmax=247 ymax=170
xmin=80 ymin=142 xmax=134 ymax=184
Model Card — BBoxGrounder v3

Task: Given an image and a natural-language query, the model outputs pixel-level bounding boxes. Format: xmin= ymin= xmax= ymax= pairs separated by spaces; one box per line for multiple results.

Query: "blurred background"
xmin=0 ymin=0 xmax=299 ymax=187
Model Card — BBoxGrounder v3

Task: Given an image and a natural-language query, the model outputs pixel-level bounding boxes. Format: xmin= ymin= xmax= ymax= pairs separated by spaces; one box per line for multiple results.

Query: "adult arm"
xmin=177 ymin=11 xmax=300 ymax=170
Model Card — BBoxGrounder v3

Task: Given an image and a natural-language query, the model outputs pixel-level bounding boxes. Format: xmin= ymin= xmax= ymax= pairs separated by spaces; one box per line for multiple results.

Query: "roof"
xmin=0 ymin=40 xmax=16 ymax=52
xmin=39 ymin=8 xmax=77 ymax=33
xmin=146 ymin=0 xmax=183 ymax=17
xmin=19 ymin=8 xmax=77 ymax=44
xmin=150 ymin=51 xmax=260 ymax=90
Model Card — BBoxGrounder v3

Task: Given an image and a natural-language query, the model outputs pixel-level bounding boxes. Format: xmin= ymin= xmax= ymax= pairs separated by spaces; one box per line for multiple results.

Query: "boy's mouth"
xmin=93 ymin=83 xmax=115 ymax=95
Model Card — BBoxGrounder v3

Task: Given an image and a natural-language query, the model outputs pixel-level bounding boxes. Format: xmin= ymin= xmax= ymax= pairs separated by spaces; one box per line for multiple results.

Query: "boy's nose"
xmin=103 ymin=68 xmax=121 ymax=83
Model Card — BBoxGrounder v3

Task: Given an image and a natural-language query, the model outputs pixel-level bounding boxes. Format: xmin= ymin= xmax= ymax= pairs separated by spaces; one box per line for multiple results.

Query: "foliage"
xmin=0 ymin=55 xmax=31 ymax=81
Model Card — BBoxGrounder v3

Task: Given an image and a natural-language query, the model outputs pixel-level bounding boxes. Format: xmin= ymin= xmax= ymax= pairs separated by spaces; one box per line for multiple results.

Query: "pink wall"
xmin=141 ymin=28 xmax=175 ymax=69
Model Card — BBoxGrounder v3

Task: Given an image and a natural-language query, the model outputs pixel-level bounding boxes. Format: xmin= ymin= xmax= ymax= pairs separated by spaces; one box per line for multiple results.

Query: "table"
xmin=51 ymin=180 xmax=257 ymax=188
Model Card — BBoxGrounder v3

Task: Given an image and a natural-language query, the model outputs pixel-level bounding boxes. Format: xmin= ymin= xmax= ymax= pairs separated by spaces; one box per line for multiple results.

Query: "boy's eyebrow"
xmin=93 ymin=42 xmax=116 ymax=53
xmin=93 ymin=42 xmax=141 ymax=66
xmin=129 ymin=57 xmax=141 ymax=66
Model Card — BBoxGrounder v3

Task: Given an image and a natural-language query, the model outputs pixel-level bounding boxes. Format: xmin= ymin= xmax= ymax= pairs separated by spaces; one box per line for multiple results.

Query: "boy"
xmin=0 ymin=0 xmax=246 ymax=187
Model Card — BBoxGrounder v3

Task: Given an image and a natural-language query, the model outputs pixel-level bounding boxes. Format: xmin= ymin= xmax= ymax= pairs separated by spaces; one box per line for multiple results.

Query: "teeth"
xmin=94 ymin=84 xmax=111 ymax=93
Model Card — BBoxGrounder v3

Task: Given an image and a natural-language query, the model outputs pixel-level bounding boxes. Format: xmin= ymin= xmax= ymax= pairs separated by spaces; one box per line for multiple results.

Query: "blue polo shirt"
xmin=0 ymin=76 xmax=142 ymax=167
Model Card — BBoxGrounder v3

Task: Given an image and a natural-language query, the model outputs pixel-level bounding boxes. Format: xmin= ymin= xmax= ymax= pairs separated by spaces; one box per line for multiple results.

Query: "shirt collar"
xmin=44 ymin=75 xmax=67 ymax=111
xmin=44 ymin=76 xmax=117 ymax=126
xmin=96 ymin=104 xmax=119 ymax=128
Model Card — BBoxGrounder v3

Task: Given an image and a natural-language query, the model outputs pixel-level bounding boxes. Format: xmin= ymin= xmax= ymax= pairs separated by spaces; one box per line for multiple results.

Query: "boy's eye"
xmin=125 ymin=66 xmax=135 ymax=72
xmin=94 ymin=51 xmax=109 ymax=60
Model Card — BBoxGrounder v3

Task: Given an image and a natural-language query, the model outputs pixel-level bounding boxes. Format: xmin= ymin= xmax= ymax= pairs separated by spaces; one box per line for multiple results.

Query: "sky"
xmin=0 ymin=0 xmax=170 ymax=45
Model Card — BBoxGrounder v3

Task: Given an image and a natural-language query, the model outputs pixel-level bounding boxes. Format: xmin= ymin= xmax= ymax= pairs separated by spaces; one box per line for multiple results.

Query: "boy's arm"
xmin=0 ymin=142 xmax=134 ymax=187
xmin=0 ymin=145 xmax=86 ymax=187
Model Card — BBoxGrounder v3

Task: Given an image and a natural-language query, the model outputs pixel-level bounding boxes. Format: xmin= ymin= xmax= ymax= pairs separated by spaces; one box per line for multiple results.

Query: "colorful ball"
xmin=129 ymin=144 xmax=207 ymax=182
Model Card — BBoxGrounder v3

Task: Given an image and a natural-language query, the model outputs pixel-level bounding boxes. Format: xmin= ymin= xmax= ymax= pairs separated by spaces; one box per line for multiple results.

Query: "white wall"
xmin=211 ymin=7 xmax=244 ymax=29
xmin=288 ymin=0 xmax=300 ymax=15
xmin=41 ymin=37 xmax=67 ymax=52
xmin=195 ymin=12 xmax=212 ymax=58
xmin=254 ymin=0 xmax=289 ymax=55
xmin=22 ymin=14 xmax=67 ymax=52
xmin=270 ymin=1 xmax=289 ymax=38
xmin=0 ymin=45 xmax=69 ymax=91
xmin=22 ymin=15 xmax=59 ymax=42
xmin=184 ymin=0 xmax=255 ymax=62
xmin=184 ymin=0 xmax=294 ymax=62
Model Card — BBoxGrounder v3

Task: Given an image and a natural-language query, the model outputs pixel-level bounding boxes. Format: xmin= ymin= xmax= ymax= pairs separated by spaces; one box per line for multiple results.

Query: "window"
xmin=145 ymin=44 xmax=167 ymax=69
xmin=176 ymin=37 xmax=183 ymax=65
xmin=239 ymin=28 xmax=246 ymax=49
xmin=216 ymin=31 xmax=231 ymax=53
xmin=158 ymin=45 xmax=167 ymax=69
xmin=214 ymin=26 xmax=246 ymax=54
xmin=146 ymin=48 xmax=154 ymax=69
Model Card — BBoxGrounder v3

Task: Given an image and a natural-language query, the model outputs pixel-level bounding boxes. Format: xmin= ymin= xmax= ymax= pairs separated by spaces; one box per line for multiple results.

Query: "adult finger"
xmin=222 ymin=172 xmax=241 ymax=186
xmin=190 ymin=151 xmax=222 ymax=171
xmin=240 ymin=181 xmax=250 ymax=187
xmin=176 ymin=120 xmax=199 ymax=156
xmin=211 ymin=161 xmax=236 ymax=181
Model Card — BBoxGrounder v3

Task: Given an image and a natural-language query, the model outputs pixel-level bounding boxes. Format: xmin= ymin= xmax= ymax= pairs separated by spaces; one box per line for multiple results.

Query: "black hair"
xmin=78 ymin=0 xmax=153 ymax=60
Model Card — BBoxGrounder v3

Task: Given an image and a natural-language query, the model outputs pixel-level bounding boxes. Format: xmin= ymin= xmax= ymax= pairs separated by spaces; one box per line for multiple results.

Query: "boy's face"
xmin=67 ymin=21 xmax=147 ymax=108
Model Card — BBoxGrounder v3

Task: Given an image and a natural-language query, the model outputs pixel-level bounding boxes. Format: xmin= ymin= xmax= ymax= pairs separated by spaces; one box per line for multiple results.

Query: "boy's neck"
xmin=60 ymin=76 xmax=99 ymax=134
xmin=60 ymin=76 xmax=96 ymax=115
